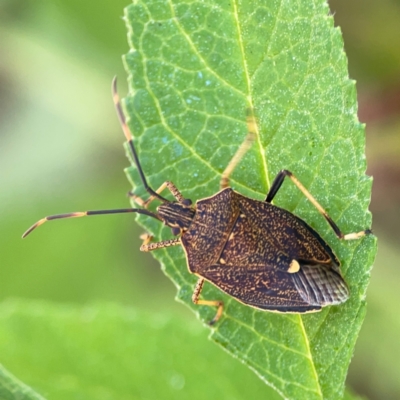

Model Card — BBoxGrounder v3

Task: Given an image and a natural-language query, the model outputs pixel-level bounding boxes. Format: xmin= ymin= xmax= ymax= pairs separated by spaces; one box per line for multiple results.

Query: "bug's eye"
xmin=182 ymin=198 xmax=192 ymax=206
xmin=171 ymin=227 xmax=181 ymax=236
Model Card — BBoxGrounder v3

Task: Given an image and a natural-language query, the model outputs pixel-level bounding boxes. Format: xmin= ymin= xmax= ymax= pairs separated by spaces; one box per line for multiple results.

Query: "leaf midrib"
xmin=231 ymin=1 xmax=323 ymax=397
xmin=231 ymin=0 xmax=270 ymax=192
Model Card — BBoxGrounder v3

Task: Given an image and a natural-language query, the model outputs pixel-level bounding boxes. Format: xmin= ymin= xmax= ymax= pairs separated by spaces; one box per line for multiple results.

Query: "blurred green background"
xmin=1 ymin=0 xmax=399 ymax=399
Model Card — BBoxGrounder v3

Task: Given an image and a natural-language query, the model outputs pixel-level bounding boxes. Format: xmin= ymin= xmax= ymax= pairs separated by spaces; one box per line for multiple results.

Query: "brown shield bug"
xmin=23 ymin=77 xmax=372 ymax=325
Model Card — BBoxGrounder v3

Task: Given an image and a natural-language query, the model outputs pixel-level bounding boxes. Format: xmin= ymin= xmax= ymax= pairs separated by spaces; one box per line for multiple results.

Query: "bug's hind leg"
xmin=130 ymin=181 xmax=189 ymax=208
xmin=192 ymin=278 xmax=224 ymax=325
xmin=220 ymin=108 xmax=257 ymax=189
xmin=265 ymin=169 xmax=372 ymax=240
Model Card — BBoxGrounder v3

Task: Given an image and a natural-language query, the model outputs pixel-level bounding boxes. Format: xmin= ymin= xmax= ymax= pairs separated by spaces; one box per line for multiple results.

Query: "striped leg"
xmin=265 ymin=170 xmax=372 ymax=240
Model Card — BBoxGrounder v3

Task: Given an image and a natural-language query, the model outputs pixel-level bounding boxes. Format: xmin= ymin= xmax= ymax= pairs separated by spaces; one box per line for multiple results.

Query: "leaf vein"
xmin=225 ymin=313 xmax=310 ymax=359
xmin=167 ymin=1 xmax=246 ymax=98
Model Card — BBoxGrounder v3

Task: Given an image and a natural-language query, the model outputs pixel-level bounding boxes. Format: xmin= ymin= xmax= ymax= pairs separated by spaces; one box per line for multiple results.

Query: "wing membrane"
xmin=201 ymin=261 xmax=348 ymax=312
xmin=291 ymin=263 xmax=349 ymax=305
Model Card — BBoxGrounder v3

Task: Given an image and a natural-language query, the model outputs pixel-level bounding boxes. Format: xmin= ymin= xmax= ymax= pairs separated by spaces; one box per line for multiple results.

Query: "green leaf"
xmin=0 ymin=300 xmax=280 ymax=400
xmin=0 ymin=363 xmax=45 ymax=400
xmin=122 ymin=1 xmax=377 ymax=399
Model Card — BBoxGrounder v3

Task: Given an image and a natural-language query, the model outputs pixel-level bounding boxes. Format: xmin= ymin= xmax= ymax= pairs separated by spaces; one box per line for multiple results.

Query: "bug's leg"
xmin=220 ymin=108 xmax=257 ymax=189
xmin=192 ymin=278 xmax=224 ymax=325
xmin=140 ymin=236 xmax=181 ymax=252
xmin=265 ymin=169 xmax=372 ymax=240
xmin=130 ymin=181 xmax=190 ymax=208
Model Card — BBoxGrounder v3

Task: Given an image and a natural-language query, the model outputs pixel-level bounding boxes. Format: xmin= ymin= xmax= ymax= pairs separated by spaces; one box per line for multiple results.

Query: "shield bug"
xmin=23 ymin=77 xmax=372 ymax=325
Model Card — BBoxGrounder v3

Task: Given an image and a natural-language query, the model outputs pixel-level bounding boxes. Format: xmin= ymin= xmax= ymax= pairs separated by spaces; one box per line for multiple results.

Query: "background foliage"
xmin=0 ymin=0 xmax=398 ymax=399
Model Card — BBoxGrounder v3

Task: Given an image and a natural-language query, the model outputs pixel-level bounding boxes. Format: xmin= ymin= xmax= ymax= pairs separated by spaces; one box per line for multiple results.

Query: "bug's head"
xmin=157 ymin=198 xmax=195 ymax=235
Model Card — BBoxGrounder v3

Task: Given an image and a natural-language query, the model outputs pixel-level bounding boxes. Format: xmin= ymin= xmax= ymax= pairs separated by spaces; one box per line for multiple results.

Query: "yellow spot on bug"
xmin=219 ymin=258 xmax=226 ymax=264
xmin=288 ymin=260 xmax=300 ymax=273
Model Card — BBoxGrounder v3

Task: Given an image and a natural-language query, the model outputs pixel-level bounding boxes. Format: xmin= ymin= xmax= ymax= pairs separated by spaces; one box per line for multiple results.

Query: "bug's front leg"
xmin=139 ymin=233 xmax=181 ymax=252
xmin=192 ymin=278 xmax=224 ymax=326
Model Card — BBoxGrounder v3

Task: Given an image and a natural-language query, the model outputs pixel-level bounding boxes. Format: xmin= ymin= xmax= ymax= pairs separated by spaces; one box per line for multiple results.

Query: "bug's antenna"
xmin=22 ymin=208 xmax=162 ymax=238
xmin=112 ymin=77 xmax=169 ymax=203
